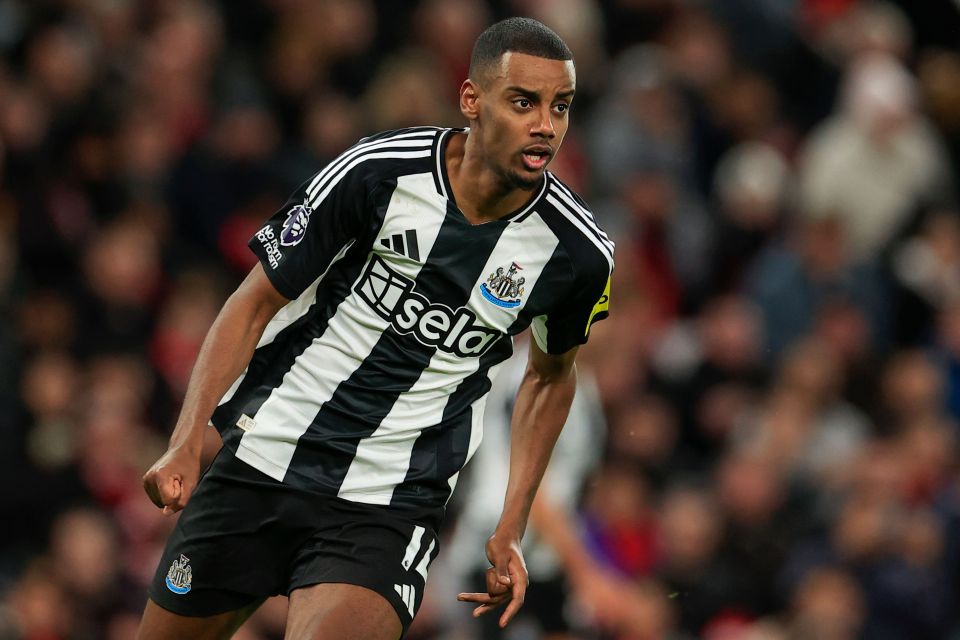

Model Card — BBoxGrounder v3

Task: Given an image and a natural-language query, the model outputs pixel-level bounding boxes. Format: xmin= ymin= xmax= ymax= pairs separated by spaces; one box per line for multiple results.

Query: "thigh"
xmin=286 ymin=583 xmax=402 ymax=640
xmin=288 ymin=509 xmax=440 ymax=634
xmin=136 ymin=598 xmax=262 ymax=640
xmin=148 ymin=452 xmax=305 ymax=616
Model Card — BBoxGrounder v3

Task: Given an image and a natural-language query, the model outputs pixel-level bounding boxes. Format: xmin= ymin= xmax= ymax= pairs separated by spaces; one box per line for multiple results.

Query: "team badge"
xmin=480 ymin=262 xmax=526 ymax=309
xmin=165 ymin=554 xmax=193 ymax=594
xmin=280 ymin=199 xmax=313 ymax=247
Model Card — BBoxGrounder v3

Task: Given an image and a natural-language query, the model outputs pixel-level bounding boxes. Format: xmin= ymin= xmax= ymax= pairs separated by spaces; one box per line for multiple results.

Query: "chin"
xmin=507 ymin=170 xmax=544 ymax=191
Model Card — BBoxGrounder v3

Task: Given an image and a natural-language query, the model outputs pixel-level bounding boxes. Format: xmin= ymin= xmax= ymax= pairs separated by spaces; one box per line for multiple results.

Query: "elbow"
xmin=527 ymin=361 xmax=577 ymax=387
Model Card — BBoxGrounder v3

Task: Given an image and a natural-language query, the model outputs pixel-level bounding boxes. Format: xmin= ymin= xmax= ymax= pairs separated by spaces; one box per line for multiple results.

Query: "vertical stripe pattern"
xmin=235 ymin=174 xmax=446 ymax=479
xmin=217 ymin=127 xmax=614 ymax=517
xmin=288 ymin=196 xmax=509 ymax=495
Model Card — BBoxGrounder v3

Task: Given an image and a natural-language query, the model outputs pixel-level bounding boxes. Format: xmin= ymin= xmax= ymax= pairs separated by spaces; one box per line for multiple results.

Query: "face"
xmin=462 ymin=52 xmax=576 ymax=190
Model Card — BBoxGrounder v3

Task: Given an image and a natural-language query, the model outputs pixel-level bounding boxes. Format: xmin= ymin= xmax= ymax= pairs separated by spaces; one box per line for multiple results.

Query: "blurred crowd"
xmin=1 ymin=0 xmax=960 ymax=639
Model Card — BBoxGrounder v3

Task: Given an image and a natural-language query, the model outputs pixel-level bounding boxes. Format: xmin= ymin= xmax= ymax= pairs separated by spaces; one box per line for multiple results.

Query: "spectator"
xmin=652 ymin=294 xmax=767 ymax=469
xmin=797 ymin=52 xmax=955 ymax=262
xmin=933 ymin=301 xmax=960 ymax=422
xmin=708 ymin=142 xmax=791 ymax=294
xmin=788 ymin=567 xmax=865 ymax=640
xmin=745 ymin=215 xmax=889 ymax=360
xmin=654 ymin=485 xmax=740 ymax=636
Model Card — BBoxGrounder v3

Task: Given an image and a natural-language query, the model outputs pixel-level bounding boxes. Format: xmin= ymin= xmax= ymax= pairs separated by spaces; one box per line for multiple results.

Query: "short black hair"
xmin=469 ymin=17 xmax=572 ymax=83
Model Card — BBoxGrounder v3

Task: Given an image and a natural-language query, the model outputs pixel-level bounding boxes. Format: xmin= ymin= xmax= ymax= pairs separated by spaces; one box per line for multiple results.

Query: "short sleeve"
xmin=249 ymin=159 xmax=369 ymax=299
xmin=531 ymin=263 xmax=611 ymax=355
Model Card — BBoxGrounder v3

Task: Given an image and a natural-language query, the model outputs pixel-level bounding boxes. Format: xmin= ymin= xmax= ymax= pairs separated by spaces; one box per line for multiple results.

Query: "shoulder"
xmin=357 ymin=126 xmax=446 ymax=145
xmin=316 ymin=127 xmax=445 ymax=190
xmin=346 ymin=126 xmax=444 ymax=170
xmin=539 ymin=173 xmax=615 ymax=280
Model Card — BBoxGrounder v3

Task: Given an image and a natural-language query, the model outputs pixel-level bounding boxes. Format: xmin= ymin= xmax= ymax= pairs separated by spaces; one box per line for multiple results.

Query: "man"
xmin=137 ymin=17 xmax=613 ymax=640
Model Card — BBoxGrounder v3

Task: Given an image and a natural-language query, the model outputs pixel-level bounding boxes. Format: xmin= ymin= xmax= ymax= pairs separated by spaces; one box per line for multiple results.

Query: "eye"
xmin=513 ymin=98 xmax=532 ymax=109
xmin=554 ymin=103 xmax=569 ymax=114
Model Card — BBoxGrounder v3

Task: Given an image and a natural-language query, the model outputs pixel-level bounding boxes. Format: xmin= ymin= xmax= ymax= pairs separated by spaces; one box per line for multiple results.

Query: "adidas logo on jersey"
xmin=380 ymin=229 xmax=420 ymax=261
xmin=355 ymin=254 xmax=501 ymax=357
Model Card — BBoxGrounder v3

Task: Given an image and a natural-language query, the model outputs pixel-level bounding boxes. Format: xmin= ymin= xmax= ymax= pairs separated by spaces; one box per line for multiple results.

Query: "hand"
xmin=142 ymin=445 xmax=201 ymax=515
xmin=457 ymin=532 xmax=529 ymax=628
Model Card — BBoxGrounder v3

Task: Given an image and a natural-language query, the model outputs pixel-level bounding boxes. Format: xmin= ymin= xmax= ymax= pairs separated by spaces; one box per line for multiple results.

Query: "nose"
xmin=531 ymin=106 xmax=556 ymax=139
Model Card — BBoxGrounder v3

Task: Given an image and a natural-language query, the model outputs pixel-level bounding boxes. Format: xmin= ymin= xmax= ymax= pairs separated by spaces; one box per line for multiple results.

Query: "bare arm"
xmin=458 ymin=339 xmax=578 ymax=627
xmin=498 ymin=340 xmax=578 ymax=536
xmin=143 ymin=264 xmax=289 ymax=513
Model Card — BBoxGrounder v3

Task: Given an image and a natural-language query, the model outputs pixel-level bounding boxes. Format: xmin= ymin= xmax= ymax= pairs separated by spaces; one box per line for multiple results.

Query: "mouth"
xmin=521 ymin=146 xmax=552 ymax=172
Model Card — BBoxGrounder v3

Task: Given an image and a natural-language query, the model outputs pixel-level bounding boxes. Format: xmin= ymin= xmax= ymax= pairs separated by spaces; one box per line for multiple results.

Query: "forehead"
xmin=488 ymin=52 xmax=576 ymax=92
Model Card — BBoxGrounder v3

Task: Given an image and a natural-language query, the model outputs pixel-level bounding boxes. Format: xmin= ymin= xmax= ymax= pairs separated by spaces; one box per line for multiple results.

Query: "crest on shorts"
xmin=480 ymin=262 xmax=525 ymax=309
xmin=165 ymin=554 xmax=193 ymax=594
xmin=280 ymin=199 xmax=313 ymax=247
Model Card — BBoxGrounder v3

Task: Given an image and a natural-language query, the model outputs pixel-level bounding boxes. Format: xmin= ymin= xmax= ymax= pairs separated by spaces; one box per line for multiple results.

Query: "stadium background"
xmin=1 ymin=0 xmax=960 ymax=638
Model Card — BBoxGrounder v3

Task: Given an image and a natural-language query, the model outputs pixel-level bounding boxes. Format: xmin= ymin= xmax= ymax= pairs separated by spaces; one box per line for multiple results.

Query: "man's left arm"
xmin=457 ymin=339 xmax=578 ymax=628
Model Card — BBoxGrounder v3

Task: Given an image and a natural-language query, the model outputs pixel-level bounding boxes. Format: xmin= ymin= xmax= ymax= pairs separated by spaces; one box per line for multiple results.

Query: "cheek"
xmin=489 ymin=119 xmax=518 ymax=152
xmin=479 ymin=108 xmax=511 ymax=146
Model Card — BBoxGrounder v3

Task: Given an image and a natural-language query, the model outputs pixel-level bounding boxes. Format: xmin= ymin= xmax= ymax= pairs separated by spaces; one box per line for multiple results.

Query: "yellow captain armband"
xmin=585 ymin=276 xmax=611 ymax=336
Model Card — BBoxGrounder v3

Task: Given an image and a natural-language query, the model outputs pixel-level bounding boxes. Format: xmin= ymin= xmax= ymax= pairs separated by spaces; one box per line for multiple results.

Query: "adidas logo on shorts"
xmin=394 ymin=583 xmax=416 ymax=618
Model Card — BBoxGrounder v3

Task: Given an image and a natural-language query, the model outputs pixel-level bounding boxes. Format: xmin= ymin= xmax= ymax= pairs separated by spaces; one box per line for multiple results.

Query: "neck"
xmin=446 ymin=130 xmax=540 ymax=224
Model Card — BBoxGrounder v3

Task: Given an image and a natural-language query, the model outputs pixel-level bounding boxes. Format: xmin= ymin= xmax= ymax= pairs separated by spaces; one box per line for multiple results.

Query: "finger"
xmin=494 ymin=556 xmax=512 ymax=586
xmin=499 ymin=567 xmax=528 ymax=628
xmin=473 ymin=603 xmax=502 ymax=617
xmin=457 ymin=592 xmax=486 ymax=602
xmin=499 ymin=593 xmax=525 ymax=627
xmin=167 ymin=475 xmax=183 ymax=500
xmin=457 ymin=592 xmax=510 ymax=604
xmin=165 ymin=481 xmax=189 ymax=515
xmin=149 ymin=475 xmax=183 ymax=512
xmin=143 ymin=475 xmax=164 ymax=508
xmin=172 ymin=479 xmax=194 ymax=510
xmin=484 ymin=567 xmax=508 ymax=596
xmin=156 ymin=475 xmax=180 ymax=505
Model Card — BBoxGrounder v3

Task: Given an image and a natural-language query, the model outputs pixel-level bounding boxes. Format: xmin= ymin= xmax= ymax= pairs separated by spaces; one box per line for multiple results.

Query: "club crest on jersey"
xmin=165 ymin=554 xmax=193 ymax=594
xmin=280 ymin=199 xmax=313 ymax=247
xmin=480 ymin=262 xmax=525 ymax=309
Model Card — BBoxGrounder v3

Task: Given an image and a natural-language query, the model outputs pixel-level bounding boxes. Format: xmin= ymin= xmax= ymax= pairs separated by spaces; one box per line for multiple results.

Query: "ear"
xmin=459 ymin=79 xmax=481 ymax=122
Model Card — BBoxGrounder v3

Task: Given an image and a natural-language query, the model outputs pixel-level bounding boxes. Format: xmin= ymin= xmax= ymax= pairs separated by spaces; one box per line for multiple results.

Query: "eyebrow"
xmin=505 ymin=86 xmax=576 ymax=101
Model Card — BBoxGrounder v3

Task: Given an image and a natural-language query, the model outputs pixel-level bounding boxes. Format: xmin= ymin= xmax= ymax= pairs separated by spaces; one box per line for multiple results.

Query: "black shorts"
xmin=148 ymin=449 xmax=441 ymax=635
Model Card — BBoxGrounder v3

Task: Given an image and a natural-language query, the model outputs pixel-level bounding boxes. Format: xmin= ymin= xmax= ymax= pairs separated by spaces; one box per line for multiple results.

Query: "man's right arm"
xmin=142 ymin=263 xmax=289 ymax=514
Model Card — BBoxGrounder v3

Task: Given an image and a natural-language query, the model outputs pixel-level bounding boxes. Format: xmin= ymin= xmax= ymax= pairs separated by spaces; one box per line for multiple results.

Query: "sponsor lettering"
xmin=256 ymin=226 xmax=283 ymax=269
xmin=355 ymin=255 xmax=501 ymax=357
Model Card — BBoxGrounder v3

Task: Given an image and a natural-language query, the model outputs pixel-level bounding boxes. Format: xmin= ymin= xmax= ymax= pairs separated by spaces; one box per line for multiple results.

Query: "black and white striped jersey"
xmin=211 ymin=126 xmax=614 ymax=519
